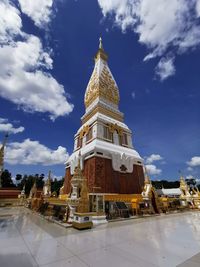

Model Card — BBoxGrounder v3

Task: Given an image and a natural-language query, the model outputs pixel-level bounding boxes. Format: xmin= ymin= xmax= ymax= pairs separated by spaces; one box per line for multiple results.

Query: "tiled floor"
xmin=0 ymin=207 xmax=200 ymax=267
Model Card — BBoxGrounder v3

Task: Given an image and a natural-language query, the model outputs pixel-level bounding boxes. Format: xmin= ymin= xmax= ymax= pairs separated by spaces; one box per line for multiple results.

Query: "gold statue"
xmin=43 ymin=170 xmax=52 ymax=197
xmin=77 ymin=177 xmax=89 ymax=213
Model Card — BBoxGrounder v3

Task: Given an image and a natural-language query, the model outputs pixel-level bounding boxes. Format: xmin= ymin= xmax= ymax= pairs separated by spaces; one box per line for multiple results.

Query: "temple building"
xmin=64 ymin=38 xmax=145 ymax=196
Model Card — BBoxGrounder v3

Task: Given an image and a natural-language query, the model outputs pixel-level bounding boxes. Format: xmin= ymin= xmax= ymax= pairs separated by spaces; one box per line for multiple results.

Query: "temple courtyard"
xmin=0 ymin=208 xmax=200 ymax=267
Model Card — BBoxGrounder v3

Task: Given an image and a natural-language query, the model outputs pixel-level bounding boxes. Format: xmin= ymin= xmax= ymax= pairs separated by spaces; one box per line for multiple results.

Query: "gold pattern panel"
xmin=84 ymin=64 xmax=120 ymax=108
xmin=79 ymin=125 xmax=90 ymax=139
xmin=82 ymin=105 xmax=124 ymax=124
xmin=108 ymin=123 xmax=123 ymax=136
xmin=95 ymin=48 xmax=108 ymax=61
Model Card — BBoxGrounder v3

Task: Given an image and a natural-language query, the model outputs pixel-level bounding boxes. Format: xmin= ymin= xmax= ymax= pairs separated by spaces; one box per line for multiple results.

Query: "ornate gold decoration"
xmin=43 ymin=170 xmax=52 ymax=196
xmin=84 ymin=39 xmax=120 ymax=109
xmin=108 ymin=123 xmax=123 ymax=136
xmin=104 ymin=194 xmax=140 ymax=202
xmin=180 ymin=176 xmax=188 ymax=191
xmin=73 ymin=156 xmax=82 ymax=178
xmin=77 ymin=177 xmax=89 ymax=213
xmin=52 ymin=191 xmax=57 ymax=197
xmin=82 ymin=105 xmax=124 ymax=124
xmin=29 ymin=180 xmax=37 ymax=199
xmin=59 ymin=185 xmax=64 ymax=195
xmin=79 ymin=125 xmax=89 ymax=138
xmin=94 ymin=37 xmax=108 ymax=62
xmin=85 ymin=64 xmax=120 ymax=108
xmin=144 ymin=174 xmax=151 ymax=185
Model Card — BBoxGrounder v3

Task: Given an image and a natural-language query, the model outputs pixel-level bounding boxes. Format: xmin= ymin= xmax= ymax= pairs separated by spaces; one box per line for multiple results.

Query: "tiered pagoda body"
xmin=64 ymin=39 xmax=144 ymax=195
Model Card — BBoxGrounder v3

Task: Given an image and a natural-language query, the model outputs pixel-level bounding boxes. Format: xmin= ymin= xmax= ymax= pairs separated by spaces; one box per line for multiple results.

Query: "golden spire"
xmin=45 ymin=170 xmax=52 ymax=185
xmin=77 ymin=151 xmax=81 ymax=169
xmin=144 ymin=174 xmax=151 ymax=185
xmin=84 ymin=38 xmax=120 ymax=109
xmin=180 ymin=175 xmax=186 ymax=188
xmin=99 ymin=37 xmax=103 ymax=49
xmin=143 ymin=166 xmax=151 ymax=184
xmin=95 ymin=36 xmax=108 ymax=62
xmin=179 ymin=171 xmax=186 ymax=188
xmin=73 ymin=152 xmax=82 ymax=177
xmin=77 ymin=176 xmax=89 ymax=213
xmin=48 ymin=170 xmax=51 ymax=181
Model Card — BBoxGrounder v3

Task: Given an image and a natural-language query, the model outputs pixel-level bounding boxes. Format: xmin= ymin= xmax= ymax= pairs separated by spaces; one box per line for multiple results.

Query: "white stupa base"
xmin=92 ymin=214 xmax=108 ymax=225
xmin=67 ymin=205 xmax=77 ymax=223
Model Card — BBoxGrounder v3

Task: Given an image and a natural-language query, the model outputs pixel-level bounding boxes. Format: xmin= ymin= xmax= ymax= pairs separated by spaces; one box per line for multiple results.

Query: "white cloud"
xmin=18 ymin=0 xmax=54 ymax=28
xmin=196 ymin=0 xmax=200 ymax=17
xmin=0 ymin=1 xmax=73 ymax=120
xmin=186 ymin=175 xmax=194 ymax=179
xmin=186 ymin=175 xmax=200 ymax=184
xmin=146 ymin=164 xmax=162 ymax=175
xmin=5 ymin=139 xmax=68 ymax=165
xmin=0 ymin=118 xmax=24 ymax=134
xmin=0 ymin=0 xmax=22 ymax=43
xmin=98 ymin=0 xmax=136 ymax=32
xmin=131 ymin=91 xmax=136 ymax=99
xmin=196 ymin=179 xmax=200 ymax=184
xmin=146 ymin=154 xmax=163 ymax=164
xmin=155 ymin=56 xmax=175 ymax=81
xmin=98 ymin=0 xmax=200 ymax=79
xmin=52 ymin=175 xmax=63 ymax=180
xmin=187 ymin=156 xmax=200 ymax=167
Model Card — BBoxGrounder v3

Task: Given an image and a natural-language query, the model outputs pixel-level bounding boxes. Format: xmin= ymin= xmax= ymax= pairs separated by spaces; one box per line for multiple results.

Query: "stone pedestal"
xmin=92 ymin=214 xmax=107 ymax=225
xmin=72 ymin=212 xmax=94 ymax=229
xmin=68 ymin=204 xmax=77 ymax=223
xmin=180 ymin=199 xmax=188 ymax=207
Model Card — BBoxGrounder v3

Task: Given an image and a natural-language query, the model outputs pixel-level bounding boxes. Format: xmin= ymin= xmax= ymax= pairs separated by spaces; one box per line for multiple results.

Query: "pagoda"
xmin=64 ymin=38 xmax=144 ymax=195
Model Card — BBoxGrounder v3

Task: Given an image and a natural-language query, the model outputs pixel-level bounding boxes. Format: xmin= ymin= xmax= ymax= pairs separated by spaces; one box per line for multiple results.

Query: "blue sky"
xmin=0 ymin=0 xmax=200 ymax=181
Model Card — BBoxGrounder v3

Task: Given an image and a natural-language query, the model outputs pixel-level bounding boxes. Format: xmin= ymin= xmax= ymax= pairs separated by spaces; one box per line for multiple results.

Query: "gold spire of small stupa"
xmin=73 ymin=151 xmax=82 ymax=177
xmin=144 ymin=166 xmax=151 ymax=184
xmin=47 ymin=170 xmax=51 ymax=184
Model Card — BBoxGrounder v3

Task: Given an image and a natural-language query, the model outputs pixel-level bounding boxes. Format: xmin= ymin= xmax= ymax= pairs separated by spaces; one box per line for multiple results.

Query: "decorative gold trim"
xmin=79 ymin=125 xmax=89 ymax=138
xmin=72 ymin=221 xmax=93 ymax=229
xmin=82 ymin=106 xmax=123 ymax=124
xmin=108 ymin=123 xmax=123 ymax=136
xmin=84 ymin=63 xmax=120 ymax=108
xmin=74 ymin=212 xmax=95 ymax=216
xmin=95 ymin=49 xmax=108 ymax=62
xmin=104 ymin=194 xmax=142 ymax=202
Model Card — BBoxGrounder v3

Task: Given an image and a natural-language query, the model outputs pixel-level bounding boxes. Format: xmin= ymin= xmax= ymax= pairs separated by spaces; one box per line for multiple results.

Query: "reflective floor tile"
xmin=26 ymin=238 xmax=74 ymax=265
xmin=39 ymin=256 xmax=88 ymax=267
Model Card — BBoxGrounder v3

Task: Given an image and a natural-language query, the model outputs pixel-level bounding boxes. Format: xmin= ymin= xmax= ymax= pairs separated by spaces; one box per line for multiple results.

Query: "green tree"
xmin=51 ymin=178 xmax=64 ymax=195
xmin=1 ymin=169 xmax=16 ymax=188
xmin=152 ymin=180 xmax=180 ymax=189
xmin=15 ymin=174 xmax=22 ymax=181
xmin=17 ymin=173 xmax=45 ymax=196
xmin=37 ymin=173 xmax=45 ymax=188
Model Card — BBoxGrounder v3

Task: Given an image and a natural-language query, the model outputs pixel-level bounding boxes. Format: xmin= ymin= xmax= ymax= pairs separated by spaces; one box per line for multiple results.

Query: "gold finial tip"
xmin=99 ymin=36 xmax=103 ymax=49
